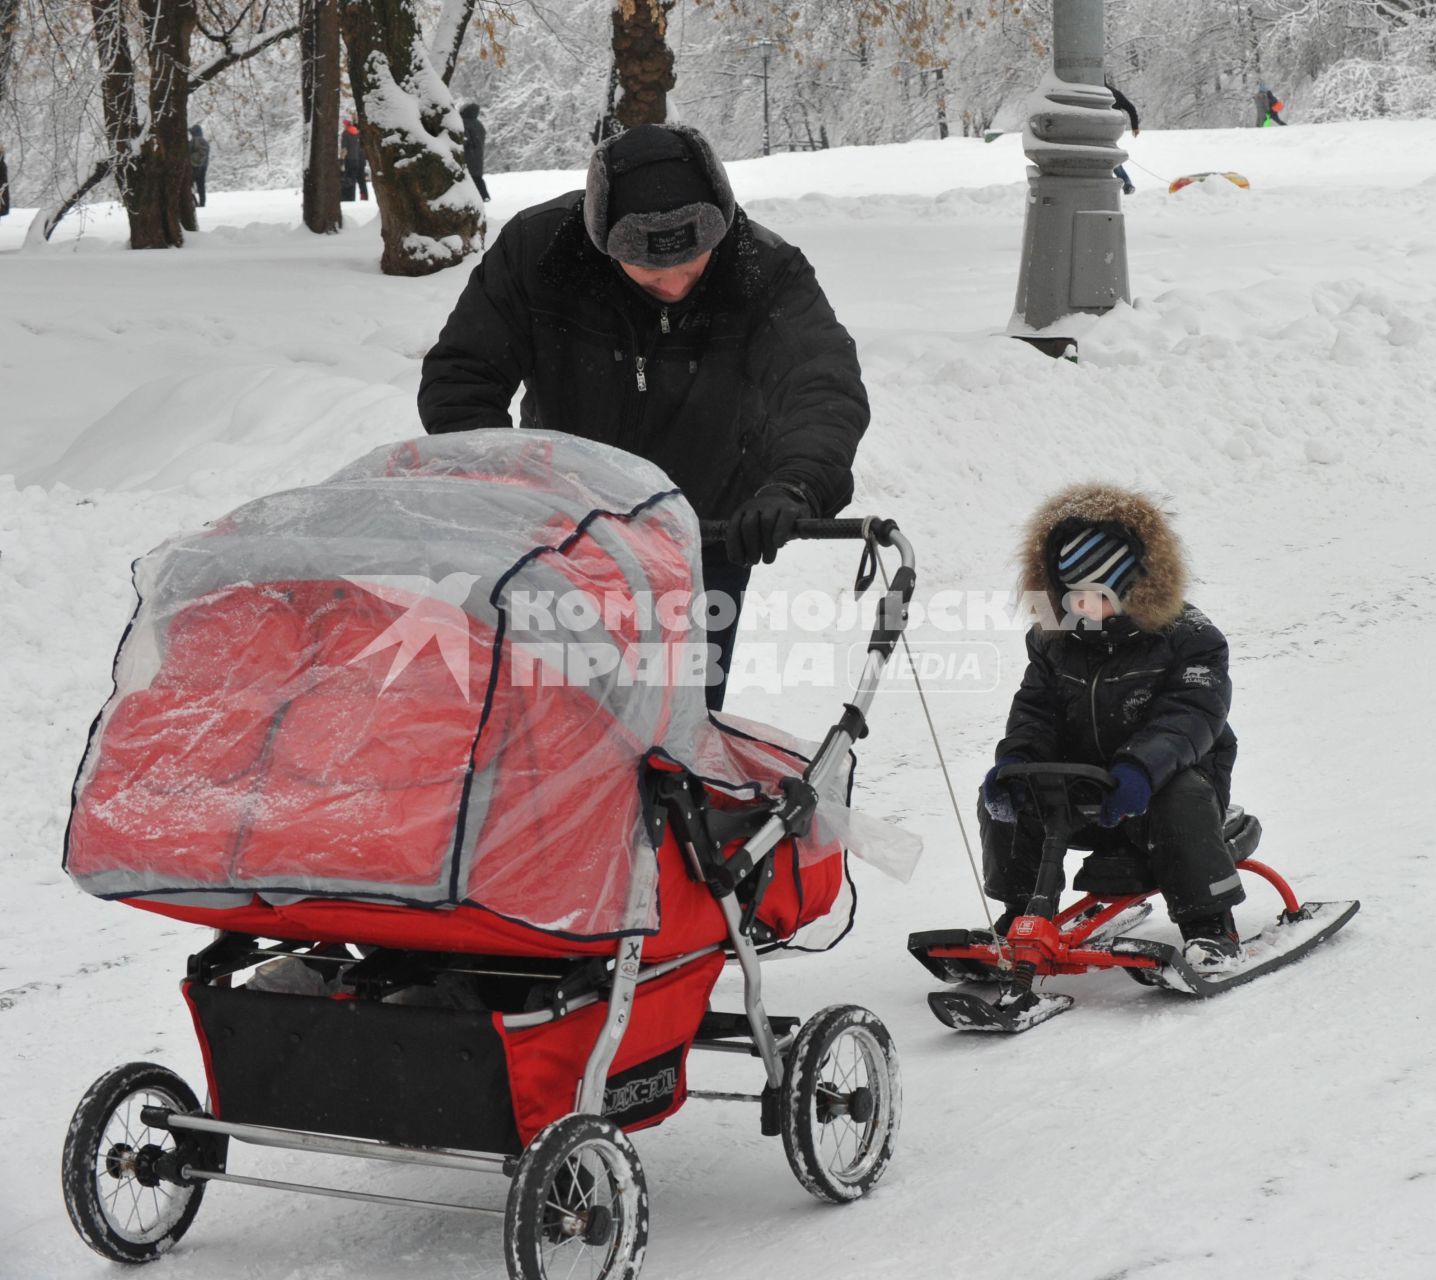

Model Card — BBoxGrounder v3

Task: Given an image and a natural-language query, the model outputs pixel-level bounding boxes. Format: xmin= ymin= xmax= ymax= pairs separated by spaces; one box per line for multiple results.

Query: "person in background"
xmin=1255 ymin=85 xmax=1287 ymax=127
xmin=418 ymin=124 xmax=870 ymax=710
xmin=188 ymin=125 xmax=210 ymax=208
xmin=1105 ymin=77 xmax=1140 ymax=195
xmin=340 ymin=118 xmax=368 ymax=201
xmin=458 ymin=102 xmax=491 ymax=202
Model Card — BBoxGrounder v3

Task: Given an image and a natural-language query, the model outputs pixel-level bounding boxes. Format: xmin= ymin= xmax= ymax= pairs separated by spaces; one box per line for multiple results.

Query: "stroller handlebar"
xmin=697 ymin=516 xmax=898 ymax=545
xmin=698 ymin=516 xmax=917 ymax=804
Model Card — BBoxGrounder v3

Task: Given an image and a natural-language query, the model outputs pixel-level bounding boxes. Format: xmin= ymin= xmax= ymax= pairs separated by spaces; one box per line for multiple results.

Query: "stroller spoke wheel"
xmin=506 ymin=1114 xmax=648 ymax=1280
xmin=62 ymin=1062 xmax=207 ymax=1263
xmin=781 ymin=1005 xmax=901 ymax=1203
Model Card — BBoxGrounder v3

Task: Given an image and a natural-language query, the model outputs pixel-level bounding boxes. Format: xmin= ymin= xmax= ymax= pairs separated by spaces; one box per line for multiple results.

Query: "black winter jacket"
xmin=462 ymin=117 xmax=486 ymax=185
xmin=417 ymin=194 xmax=870 ymax=520
xmin=1109 ymin=84 xmax=1139 ymax=133
xmin=997 ymin=607 xmax=1237 ymax=808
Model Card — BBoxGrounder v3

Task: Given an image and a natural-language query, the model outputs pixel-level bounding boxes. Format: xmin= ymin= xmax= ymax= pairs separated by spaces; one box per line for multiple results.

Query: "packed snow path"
xmin=3 ymin=121 xmax=1434 ymax=1278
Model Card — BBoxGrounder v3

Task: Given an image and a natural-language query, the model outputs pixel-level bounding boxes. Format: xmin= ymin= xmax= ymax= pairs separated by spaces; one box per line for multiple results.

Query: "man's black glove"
xmin=725 ymin=484 xmax=813 ymax=566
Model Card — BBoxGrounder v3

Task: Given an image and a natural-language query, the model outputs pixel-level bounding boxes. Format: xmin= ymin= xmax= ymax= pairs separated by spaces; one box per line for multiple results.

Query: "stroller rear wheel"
xmin=61 ymin=1062 xmax=206 ymax=1264
xmin=505 ymin=1113 xmax=648 ymax=1280
xmin=781 ymin=1004 xmax=901 ymax=1203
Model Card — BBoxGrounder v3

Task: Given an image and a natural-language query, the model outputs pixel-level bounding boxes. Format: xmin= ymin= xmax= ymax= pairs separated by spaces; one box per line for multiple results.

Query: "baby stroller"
xmin=60 ymin=431 xmax=919 ymax=1278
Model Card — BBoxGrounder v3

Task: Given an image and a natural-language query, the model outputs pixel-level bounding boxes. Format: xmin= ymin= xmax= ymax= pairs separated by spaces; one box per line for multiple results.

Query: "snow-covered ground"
xmin=3 ymin=120 xmax=1434 ymax=1279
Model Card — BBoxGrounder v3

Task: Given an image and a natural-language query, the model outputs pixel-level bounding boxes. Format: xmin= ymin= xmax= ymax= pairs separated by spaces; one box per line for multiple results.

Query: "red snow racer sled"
xmin=909 ymin=763 xmax=1358 ymax=1033
xmin=60 ymin=431 xmax=920 ymax=1278
xmin=1168 ymin=170 xmax=1250 ymax=194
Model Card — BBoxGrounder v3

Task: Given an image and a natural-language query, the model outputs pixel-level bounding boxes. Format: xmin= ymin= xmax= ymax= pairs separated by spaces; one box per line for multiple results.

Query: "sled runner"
xmin=909 ymin=762 xmax=1358 ymax=1034
xmin=60 ymin=432 xmax=920 ymax=1278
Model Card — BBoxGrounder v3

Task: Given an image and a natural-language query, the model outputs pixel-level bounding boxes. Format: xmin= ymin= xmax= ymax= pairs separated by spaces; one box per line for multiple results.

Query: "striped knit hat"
xmin=1049 ymin=520 xmax=1144 ymax=602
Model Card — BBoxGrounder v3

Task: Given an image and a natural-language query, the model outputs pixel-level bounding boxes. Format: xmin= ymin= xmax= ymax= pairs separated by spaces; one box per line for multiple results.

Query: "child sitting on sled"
xmin=979 ymin=483 xmax=1244 ymax=971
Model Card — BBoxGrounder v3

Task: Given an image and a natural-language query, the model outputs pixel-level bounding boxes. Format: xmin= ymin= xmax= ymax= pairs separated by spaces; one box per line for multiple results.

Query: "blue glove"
xmin=1099 ymin=762 xmax=1153 ymax=828
xmin=981 ymin=755 xmax=1027 ymax=823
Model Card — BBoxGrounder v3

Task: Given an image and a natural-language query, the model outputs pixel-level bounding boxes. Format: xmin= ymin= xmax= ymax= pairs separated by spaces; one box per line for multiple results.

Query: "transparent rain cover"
xmin=65 ymin=431 xmax=875 ymax=938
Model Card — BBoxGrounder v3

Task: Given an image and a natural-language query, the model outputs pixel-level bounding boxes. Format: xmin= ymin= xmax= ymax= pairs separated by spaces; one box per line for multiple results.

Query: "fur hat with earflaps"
xmin=584 ymin=124 xmax=735 ymax=270
xmin=1020 ymin=483 xmax=1188 ymax=632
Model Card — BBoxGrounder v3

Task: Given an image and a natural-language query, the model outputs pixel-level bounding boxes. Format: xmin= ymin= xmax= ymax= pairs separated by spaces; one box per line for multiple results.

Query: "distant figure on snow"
xmin=0 ymin=144 xmax=10 ymax=218
xmin=340 ymin=118 xmax=368 ymax=202
xmin=1106 ymin=77 xmax=1139 ymax=196
xmin=189 ymin=125 xmax=210 ymax=208
xmin=1255 ymin=86 xmax=1287 ymax=127
xmin=459 ymin=102 xmax=491 ymax=202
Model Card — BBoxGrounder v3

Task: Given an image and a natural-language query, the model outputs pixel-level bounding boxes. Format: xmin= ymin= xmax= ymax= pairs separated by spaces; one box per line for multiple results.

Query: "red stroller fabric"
xmin=65 ymin=432 xmax=852 ymax=953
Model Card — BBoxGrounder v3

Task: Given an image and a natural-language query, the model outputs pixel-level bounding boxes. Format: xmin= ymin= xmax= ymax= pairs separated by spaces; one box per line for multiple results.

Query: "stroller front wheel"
xmin=61 ymin=1062 xmax=207 ymax=1264
xmin=505 ymin=1113 xmax=649 ymax=1280
xmin=781 ymin=1004 xmax=901 ymax=1203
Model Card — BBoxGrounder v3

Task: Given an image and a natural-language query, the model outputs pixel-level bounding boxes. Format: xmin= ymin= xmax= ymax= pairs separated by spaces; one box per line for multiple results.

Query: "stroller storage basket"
xmin=184 ymin=943 xmax=726 ymax=1153
xmin=185 ymin=980 xmax=522 ymax=1154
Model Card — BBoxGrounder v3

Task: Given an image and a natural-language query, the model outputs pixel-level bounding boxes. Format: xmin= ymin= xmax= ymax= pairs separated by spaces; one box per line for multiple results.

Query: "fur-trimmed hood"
xmin=1020 ymin=483 xmax=1188 ymax=632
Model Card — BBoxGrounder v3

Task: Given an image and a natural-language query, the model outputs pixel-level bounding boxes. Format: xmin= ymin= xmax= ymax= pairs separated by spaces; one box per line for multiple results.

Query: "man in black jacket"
xmin=459 ymin=102 xmax=491 ymax=201
xmin=979 ymin=484 xmax=1245 ymax=972
xmin=418 ymin=124 xmax=870 ymax=707
xmin=189 ymin=125 xmax=210 ymax=208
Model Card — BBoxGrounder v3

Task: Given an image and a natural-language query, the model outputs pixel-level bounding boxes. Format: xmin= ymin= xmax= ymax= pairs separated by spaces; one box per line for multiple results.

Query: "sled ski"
xmin=1066 ymin=899 xmax=1153 ymax=945
xmin=910 ymin=765 xmax=1360 ymax=1033
xmin=1119 ymin=899 xmax=1360 ymax=996
xmin=927 ymin=988 xmax=1074 ymax=1034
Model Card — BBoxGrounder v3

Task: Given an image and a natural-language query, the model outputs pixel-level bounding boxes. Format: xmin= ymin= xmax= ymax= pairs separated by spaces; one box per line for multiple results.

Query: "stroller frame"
xmin=62 ymin=518 xmax=915 ymax=1280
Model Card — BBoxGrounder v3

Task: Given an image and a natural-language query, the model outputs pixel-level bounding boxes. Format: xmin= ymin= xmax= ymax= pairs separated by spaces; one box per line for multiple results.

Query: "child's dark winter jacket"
xmin=996 ymin=485 xmax=1237 ymax=807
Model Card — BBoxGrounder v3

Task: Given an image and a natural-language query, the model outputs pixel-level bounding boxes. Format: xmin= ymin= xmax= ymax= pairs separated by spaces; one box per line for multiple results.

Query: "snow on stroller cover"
xmin=64 ymin=431 xmax=909 ymax=964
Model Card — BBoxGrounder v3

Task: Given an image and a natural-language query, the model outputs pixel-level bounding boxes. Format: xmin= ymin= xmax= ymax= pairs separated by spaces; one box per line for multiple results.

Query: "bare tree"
xmin=300 ymin=0 xmax=341 ymax=232
xmin=31 ymin=0 xmax=297 ymax=243
xmin=339 ymin=0 xmax=481 ymax=274
xmin=1 ymin=0 xmax=19 ymax=102
xmin=88 ymin=0 xmax=176 ymax=247
xmin=140 ymin=0 xmax=200 ymax=238
xmin=428 ymin=0 xmax=512 ymax=87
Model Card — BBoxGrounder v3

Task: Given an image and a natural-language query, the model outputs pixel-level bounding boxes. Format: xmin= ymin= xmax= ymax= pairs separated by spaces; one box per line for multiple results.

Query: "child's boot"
xmin=1179 ymin=910 xmax=1241 ymax=972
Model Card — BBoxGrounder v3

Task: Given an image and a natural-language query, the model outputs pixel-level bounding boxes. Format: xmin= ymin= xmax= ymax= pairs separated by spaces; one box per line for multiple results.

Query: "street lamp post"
xmin=1011 ymin=0 xmax=1130 ymax=338
xmin=757 ymin=39 xmax=777 ymax=157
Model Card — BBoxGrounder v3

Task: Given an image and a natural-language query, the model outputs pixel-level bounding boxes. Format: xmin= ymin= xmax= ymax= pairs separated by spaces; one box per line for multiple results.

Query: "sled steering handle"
xmin=995 ymin=762 xmax=1116 ymax=825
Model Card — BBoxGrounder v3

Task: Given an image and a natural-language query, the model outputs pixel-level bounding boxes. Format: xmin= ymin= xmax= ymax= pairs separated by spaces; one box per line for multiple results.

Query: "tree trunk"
xmin=40 ymin=23 xmax=298 ymax=242
xmin=136 ymin=0 xmax=197 ymax=244
xmin=339 ymin=0 xmax=480 ymax=276
xmin=611 ymin=0 xmax=675 ymax=128
xmin=934 ymin=66 xmax=949 ymax=138
xmin=88 ymin=0 xmax=164 ymax=247
xmin=429 ymin=0 xmax=478 ymax=86
xmin=302 ymin=0 xmax=343 ymax=234
xmin=1 ymin=0 xmax=20 ymax=103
